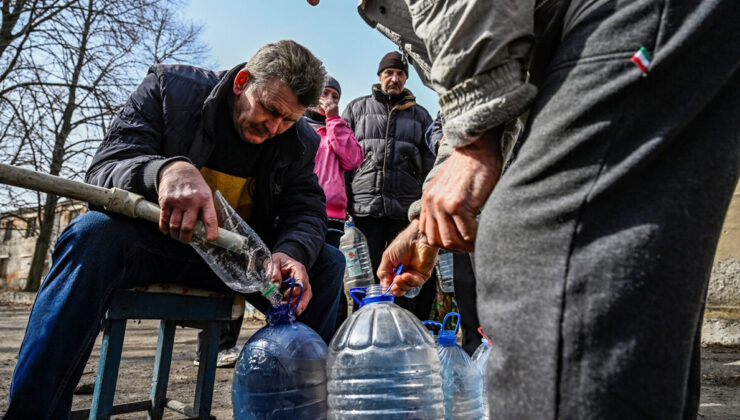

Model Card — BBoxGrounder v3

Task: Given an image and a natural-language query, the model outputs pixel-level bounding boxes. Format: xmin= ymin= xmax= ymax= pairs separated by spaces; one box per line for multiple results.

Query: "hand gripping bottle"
xmin=435 ymin=313 xmax=488 ymax=420
xmin=339 ymin=220 xmax=374 ymax=291
xmin=327 ymin=284 xmax=444 ymax=419
xmin=232 ymin=278 xmax=328 ymax=419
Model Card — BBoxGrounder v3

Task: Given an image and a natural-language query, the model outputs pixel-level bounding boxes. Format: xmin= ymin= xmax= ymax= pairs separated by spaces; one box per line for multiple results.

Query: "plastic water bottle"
xmin=233 ymin=279 xmax=328 ymax=419
xmin=191 ymin=190 xmax=281 ymax=305
xmin=327 ymin=284 xmax=444 ymax=418
xmin=404 ymin=283 xmax=423 ymax=298
xmin=339 ymin=221 xmax=374 ymax=291
xmin=471 ymin=333 xmax=493 ymax=417
xmin=435 ymin=313 xmax=488 ymax=420
xmin=436 ymin=250 xmax=455 ymax=293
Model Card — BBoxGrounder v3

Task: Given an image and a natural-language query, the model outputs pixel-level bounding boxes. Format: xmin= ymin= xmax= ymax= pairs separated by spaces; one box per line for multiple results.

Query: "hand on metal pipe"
xmin=157 ymin=161 xmax=219 ymax=243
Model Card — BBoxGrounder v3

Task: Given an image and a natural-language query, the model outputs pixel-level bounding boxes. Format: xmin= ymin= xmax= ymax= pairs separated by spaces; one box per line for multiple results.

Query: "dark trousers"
xmin=353 ymin=216 xmax=437 ymax=320
xmin=5 ymin=211 xmax=344 ymax=418
xmin=476 ymin=1 xmax=740 ymax=417
xmin=453 ymin=253 xmax=483 ymax=356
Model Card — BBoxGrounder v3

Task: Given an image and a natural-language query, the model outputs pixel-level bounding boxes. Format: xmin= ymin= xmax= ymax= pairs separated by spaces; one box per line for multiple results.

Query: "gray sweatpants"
xmin=476 ymin=0 xmax=740 ymax=418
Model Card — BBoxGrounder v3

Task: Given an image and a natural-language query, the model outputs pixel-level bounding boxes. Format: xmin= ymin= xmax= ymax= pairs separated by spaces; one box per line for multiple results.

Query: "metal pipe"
xmin=0 ymin=163 xmax=246 ymax=253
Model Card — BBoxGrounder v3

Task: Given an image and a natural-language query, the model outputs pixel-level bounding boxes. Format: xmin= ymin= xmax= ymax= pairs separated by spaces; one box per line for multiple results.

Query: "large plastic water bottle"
xmin=327 ymin=284 xmax=444 ymax=418
xmin=232 ymin=279 xmax=328 ymax=419
xmin=436 ymin=313 xmax=488 ymax=420
xmin=339 ymin=221 xmax=374 ymax=291
xmin=436 ymin=250 xmax=455 ymax=293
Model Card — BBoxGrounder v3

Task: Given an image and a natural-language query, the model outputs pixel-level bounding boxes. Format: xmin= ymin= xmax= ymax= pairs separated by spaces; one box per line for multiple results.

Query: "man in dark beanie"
xmin=342 ymin=51 xmax=435 ymax=320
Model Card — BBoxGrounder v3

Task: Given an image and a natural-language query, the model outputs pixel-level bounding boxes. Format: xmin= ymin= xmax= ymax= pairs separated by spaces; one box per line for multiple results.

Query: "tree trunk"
xmin=24 ymin=193 xmax=58 ymax=291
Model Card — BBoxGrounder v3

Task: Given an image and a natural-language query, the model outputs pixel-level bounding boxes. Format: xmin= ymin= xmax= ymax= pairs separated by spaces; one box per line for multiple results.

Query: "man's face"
xmin=232 ymin=70 xmax=306 ymax=144
xmin=378 ymin=68 xmax=407 ymax=95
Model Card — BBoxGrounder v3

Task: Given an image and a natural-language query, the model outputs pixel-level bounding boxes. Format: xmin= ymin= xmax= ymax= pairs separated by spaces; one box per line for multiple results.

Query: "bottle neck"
xmin=364 ymin=284 xmax=384 ymax=298
xmin=362 ymin=284 xmax=394 ymax=305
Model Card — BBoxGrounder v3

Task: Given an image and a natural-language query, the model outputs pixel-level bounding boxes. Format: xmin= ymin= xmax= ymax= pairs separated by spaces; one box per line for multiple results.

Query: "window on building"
xmin=2 ymin=221 xmax=12 ymax=242
xmin=68 ymin=209 xmax=80 ymax=222
xmin=0 ymin=258 xmax=7 ymax=279
xmin=25 ymin=217 xmax=37 ymax=238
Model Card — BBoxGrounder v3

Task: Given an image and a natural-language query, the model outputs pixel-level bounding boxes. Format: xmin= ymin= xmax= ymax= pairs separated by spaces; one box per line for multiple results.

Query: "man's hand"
xmin=419 ymin=128 xmax=503 ymax=251
xmin=270 ymin=252 xmax=312 ymax=315
xmin=158 ymin=161 xmax=218 ymax=243
xmin=319 ymin=96 xmax=339 ymax=118
xmin=377 ymin=220 xmax=439 ymax=296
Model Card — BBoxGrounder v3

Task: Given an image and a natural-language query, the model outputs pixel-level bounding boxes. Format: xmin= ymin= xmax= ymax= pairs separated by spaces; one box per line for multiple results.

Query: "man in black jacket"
xmin=5 ymin=40 xmax=344 ymax=418
xmin=342 ymin=51 xmax=435 ymax=320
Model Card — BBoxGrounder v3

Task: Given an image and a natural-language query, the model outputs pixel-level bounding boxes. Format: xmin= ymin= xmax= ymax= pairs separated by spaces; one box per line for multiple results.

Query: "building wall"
xmin=708 ymin=181 xmax=740 ymax=309
xmin=0 ymin=201 xmax=86 ymax=290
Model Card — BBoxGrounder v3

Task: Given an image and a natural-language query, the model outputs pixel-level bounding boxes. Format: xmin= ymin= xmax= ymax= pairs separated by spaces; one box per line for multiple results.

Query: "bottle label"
xmin=343 ymin=247 xmax=363 ymax=277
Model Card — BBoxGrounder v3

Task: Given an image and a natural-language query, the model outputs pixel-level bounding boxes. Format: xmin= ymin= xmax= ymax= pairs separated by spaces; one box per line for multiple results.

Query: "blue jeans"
xmin=4 ymin=211 xmax=344 ymax=418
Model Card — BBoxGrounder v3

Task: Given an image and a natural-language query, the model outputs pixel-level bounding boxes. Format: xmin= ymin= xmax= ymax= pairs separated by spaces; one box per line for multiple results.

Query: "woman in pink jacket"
xmin=305 ymin=76 xmax=363 ymax=329
xmin=305 ymin=76 xmax=364 ymax=247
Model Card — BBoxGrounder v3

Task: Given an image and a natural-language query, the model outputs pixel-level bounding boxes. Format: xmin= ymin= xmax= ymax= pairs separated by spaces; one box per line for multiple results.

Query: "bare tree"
xmin=0 ymin=0 xmax=208 ymax=290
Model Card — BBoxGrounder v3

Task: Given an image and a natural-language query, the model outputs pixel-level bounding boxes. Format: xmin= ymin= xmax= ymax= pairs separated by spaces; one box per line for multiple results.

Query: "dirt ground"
xmin=1 ymin=302 xmax=739 ymax=419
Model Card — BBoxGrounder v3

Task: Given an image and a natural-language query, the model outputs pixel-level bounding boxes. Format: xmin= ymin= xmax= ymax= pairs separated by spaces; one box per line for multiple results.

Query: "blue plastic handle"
xmin=442 ymin=312 xmax=461 ymax=334
xmin=422 ymin=320 xmax=443 ymax=337
xmin=282 ymin=277 xmax=304 ymax=316
xmin=349 ymin=287 xmax=366 ymax=307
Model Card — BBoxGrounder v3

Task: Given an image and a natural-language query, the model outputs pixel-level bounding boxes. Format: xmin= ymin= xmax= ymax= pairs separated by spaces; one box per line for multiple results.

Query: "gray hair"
xmin=244 ymin=40 xmax=326 ymax=108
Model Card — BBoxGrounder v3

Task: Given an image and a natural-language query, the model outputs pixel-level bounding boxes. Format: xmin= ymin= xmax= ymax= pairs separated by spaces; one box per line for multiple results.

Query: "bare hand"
xmin=419 ymin=128 xmax=503 ymax=251
xmin=319 ymin=96 xmax=339 ymax=118
xmin=157 ymin=161 xmax=218 ymax=243
xmin=377 ymin=220 xmax=439 ymax=296
xmin=270 ymin=252 xmax=312 ymax=315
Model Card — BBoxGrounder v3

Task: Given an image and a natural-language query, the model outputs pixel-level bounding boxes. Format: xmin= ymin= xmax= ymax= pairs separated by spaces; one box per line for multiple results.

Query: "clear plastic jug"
xmin=232 ymin=279 xmax=328 ymax=419
xmin=327 ymin=284 xmax=444 ymax=419
xmin=436 ymin=313 xmax=488 ymax=420
xmin=339 ymin=221 xmax=374 ymax=291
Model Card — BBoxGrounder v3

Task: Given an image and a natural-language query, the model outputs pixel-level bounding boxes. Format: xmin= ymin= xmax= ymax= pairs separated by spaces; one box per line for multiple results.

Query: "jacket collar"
xmin=200 ymin=63 xmax=243 ymax=140
xmin=372 ymin=83 xmax=417 ymax=111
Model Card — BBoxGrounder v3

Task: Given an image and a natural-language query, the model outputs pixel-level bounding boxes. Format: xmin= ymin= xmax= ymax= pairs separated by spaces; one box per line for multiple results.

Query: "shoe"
xmin=193 ymin=346 xmax=240 ymax=368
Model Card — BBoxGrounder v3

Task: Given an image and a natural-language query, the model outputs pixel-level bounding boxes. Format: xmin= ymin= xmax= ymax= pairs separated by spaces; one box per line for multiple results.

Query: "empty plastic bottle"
xmin=435 ymin=313 xmax=488 ymax=420
xmin=233 ymin=279 xmax=328 ymax=419
xmin=436 ymin=250 xmax=455 ymax=293
xmin=191 ymin=190 xmax=281 ymax=305
xmin=339 ymin=221 xmax=374 ymax=291
xmin=327 ymin=284 xmax=444 ymax=419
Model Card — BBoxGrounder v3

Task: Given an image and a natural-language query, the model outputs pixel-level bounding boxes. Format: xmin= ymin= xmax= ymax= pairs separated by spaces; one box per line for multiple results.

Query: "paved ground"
xmin=1 ymin=302 xmax=739 ymax=419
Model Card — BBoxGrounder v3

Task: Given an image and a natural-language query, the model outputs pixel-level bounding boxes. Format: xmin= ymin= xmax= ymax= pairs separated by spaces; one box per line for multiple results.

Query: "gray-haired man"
xmin=6 ymin=40 xmax=345 ymax=418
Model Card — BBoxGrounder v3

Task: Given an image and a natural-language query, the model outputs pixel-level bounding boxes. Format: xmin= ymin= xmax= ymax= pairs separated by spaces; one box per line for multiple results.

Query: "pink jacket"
xmin=312 ymin=115 xmax=364 ymax=219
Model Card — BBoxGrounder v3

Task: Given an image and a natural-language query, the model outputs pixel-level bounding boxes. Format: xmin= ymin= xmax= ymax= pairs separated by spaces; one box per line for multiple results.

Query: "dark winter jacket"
xmin=342 ymin=85 xmax=434 ymax=220
xmin=86 ymin=63 xmax=327 ymax=268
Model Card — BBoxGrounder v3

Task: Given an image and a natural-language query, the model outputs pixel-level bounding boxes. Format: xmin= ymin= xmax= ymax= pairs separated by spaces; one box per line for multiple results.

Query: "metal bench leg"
xmin=193 ymin=321 xmax=222 ymax=418
xmin=89 ymin=319 xmax=126 ymax=420
xmin=148 ymin=320 xmax=176 ymax=420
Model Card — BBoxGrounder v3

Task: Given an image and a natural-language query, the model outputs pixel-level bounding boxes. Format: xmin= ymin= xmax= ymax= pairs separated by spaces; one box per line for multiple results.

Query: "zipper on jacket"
xmin=381 ymin=100 xmax=393 ymax=216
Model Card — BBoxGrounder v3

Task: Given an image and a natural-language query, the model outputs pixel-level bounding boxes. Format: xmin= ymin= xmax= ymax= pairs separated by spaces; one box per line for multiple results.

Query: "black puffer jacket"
xmin=86 ymin=63 xmax=326 ymax=268
xmin=342 ymin=85 xmax=434 ymax=220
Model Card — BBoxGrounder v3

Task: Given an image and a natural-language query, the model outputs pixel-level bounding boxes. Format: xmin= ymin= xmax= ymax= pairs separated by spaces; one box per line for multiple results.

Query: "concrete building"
xmin=0 ymin=200 xmax=87 ymax=289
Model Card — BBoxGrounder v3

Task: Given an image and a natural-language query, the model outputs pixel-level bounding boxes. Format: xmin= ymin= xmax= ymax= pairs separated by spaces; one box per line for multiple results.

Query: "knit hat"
xmin=377 ymin=51 xmax=408 ymax=76
xmin=324 ymin=75 xmax=341 ymax=98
